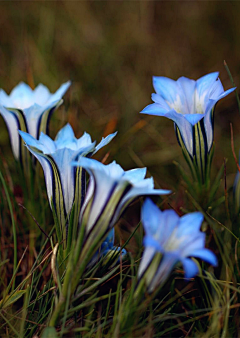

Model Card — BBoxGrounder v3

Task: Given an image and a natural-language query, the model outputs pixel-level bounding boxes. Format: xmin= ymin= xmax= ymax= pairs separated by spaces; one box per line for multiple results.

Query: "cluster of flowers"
xmin=0 ymin=72 xmax=231 ymax=292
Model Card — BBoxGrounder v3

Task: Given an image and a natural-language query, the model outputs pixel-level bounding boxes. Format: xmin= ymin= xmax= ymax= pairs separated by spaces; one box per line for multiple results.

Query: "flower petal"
xmin=184 ymin=113 xmax=204 ymax=125
xmin=143 ymin=235 xmax=163 ymax=252
xmin=150 ymin=252 xmax=178 ymax=292
xmin=45 ymin=81 xmax=71 ymax=105
xmin=9 ymin=82 xmax=34 ymax=109
xmin=164 ymin=110 xmax=194 ymax=155
xmin=140 ymin=102 xmax=170 ymax=116
xmin=34 ymin=154 xmax=54 ymax=208
xmin=94 ymin=131 xmax=118 ymax=154
xmin=0 ymin=89 xmax=13 ymax=107
xmin=203 ymin=108 xmax=214 ymax=152
xmin=124 ymin=167 xmax=147 ymax=184
xmin=33 ymin=84 xmax=51 ymax=105
xmin=142 ymin=200 xmax=179 ymax=244
xmin=141 ymin=198 xmax=162 ymax=236
xmin=180 ymin=233 xmax=206 ymax=257
xmin=19 ymin=130 xmax=47 ymax=153
xmin=22 ymin=104 xmax=48 ymax=138
xmin=74 ymin=158 xmax=121 ymax=232
xmin=55 ymin=124 xmax=75 ymax=148
xmin=177 ymin=76 xmax=196 ymax=114
xmin=0 ymin=105 xmax=20 ymax=159
xmin=182 ymin=258 xmax=199 ymax=279
xmin=104 ymin=228 xmax=115 ymax=248
xmin=116 ymin=183 xmax=171 ymax=223
xmin=151 ymin=93 xmax=171 ymax=110
xmin=77 ymin=132 xmax=93 ymax=149
xmin=215 ymin=86 xmax=236 ymax=100
xmin=138 ymin=246 xmax=156 ymax=279
xmin=196 ymin=72 xmax=219 ymax=100
xmin=191 ymin=248 xmax=217 ymax=266
xmin=178 ymin=212 xmax=204 ymax=233
xmin=39 ymin=132 xmax=56 ymax=153
xmin=51 ymin=149 xmax=76 ymax=213
xmin=155 ymin=209 xmax=180 ymax=244
xmin=19 ymin=134 xmax=54 ymax=205
xmin=52 ymin=146 xmax=96 ymax=214
xmin=153 ymin=76 xmax=180 ymax=104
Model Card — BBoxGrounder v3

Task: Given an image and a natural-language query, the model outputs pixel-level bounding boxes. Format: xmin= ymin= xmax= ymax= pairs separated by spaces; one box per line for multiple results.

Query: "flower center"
xmin=162 ymin=229 xmax=188 ymax=252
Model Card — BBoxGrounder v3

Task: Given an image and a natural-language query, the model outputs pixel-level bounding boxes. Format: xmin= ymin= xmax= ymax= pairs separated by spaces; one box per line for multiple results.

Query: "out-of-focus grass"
xmin=0 ymin=2 xmax=239 ymax=194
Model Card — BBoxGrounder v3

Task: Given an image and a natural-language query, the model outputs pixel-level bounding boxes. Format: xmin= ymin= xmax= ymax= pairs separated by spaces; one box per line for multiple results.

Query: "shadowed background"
xmin=0 ymin=1 xmax=240 ymax=206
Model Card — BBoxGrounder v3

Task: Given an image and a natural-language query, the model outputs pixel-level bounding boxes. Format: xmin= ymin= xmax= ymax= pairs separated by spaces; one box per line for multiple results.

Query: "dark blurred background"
xmin=0 ymin=1 xmax=240 ymax=201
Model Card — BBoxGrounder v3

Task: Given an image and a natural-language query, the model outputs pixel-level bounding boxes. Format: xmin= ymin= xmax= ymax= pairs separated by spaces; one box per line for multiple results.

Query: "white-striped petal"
xmin=141 ymin=73 xmax=235 ymax=158
xmin=74 ymin=158 xmax=170 ymax=234
xmin=0 ymin=81 xmax=71 ymax=161
xmin=20 ymin=124 xmax=117 ymax=216
xmin=0 ymin=105 xmax=20 ymax=159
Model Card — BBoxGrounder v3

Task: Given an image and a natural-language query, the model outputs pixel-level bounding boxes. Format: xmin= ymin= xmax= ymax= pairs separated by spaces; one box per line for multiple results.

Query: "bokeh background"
xmin=0 ymin=1 xmax=240 ymax=207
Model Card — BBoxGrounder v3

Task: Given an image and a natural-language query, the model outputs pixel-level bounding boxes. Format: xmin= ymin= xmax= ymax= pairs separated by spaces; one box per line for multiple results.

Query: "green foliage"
xmin=0 ymin=290 xmax=26 ymax=310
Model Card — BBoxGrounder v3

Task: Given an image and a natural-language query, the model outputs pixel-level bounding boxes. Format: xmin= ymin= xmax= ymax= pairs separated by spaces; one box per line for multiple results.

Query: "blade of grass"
xmin=19 ymin=285 xmax=30 ymax=338
xmin=224 ymin=60 xmax=240 ymax=113
xmin=0 ymin=311 xmax=20 ymax=337
xmin=0 ymin=171 xmax=17 ymax=290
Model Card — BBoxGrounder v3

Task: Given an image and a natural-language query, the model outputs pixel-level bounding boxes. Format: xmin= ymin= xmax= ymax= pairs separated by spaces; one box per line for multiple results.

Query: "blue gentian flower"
xmin=72 ymin=157 xmax=171 ymax=240
xmin=19 ymin=125 xmax=117 ymax=235
xmin=0 ymin=81 xmax=70 ymax=161
xmin=72 ymin=158 xmax=170 ymax=266
xmin=90 ymin=228 xmax=127 ymax=267
xmin=141 ymin=73 xmax=235 ymax=182
xmin=138 ymin=199 xmax=217 ymax=293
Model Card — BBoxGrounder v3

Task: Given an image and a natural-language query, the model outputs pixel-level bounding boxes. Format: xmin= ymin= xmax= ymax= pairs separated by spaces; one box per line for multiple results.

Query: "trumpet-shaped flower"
xmin=0 ymin=81 xmax=70 ymax=160
xmin=138 ymin=199 xmax=217 ymax=293
xmin=141 ymin=72 xmax=234 ymax=156
xmin=72 ymin=158 xmax=171 ymax=249
xmin=141 ymin=73 xmax=234 ymax=184
xmin=19 ymin=124 xmax=117 ymax=218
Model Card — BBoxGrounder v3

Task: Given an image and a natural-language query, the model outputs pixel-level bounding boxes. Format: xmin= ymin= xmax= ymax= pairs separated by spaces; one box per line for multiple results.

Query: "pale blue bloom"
xmin=141 ymin=72 xmax=234 ymax=157
xmin=19 ymin=124 xmax=117 ymax=215
xmin=0 ymin=81 xmax=70 ymax=160
xmin=101 ymin=229 xmax=121 ymax=256
xmin=91 ymin=228 xmax=127 ymax=267
xmin=138 ymin=199 xmax=217 ymax=292
xmin=72 ymin=157 xmax=171 ymax=237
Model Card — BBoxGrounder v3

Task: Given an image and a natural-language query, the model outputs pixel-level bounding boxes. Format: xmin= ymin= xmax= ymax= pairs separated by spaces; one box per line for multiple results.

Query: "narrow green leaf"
xmin=173 ymin=161 xmax=196 ymax=197
xmin=224 ymin=60 xmax=240 ymax=114
xmin=0 ymin=170 xmax=17 ymax=290
xmin=208 ymin=162 xmax=225 ymax=203
xmin=0 ymin=290 xmax=26 ymax=309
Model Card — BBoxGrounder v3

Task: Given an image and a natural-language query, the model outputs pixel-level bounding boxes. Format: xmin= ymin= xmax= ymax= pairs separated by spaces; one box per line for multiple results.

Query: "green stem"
xmin=49 ymin=248 xmax=74 ymax=327
xmin=224 ymin=60 xmax=240 ymax=114
xmin=0 ymin=171 xmax=17 ymax=290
